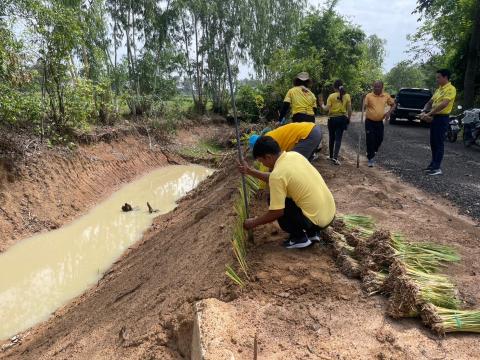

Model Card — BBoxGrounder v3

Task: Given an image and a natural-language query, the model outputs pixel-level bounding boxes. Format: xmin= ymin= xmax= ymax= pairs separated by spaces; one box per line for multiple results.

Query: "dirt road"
xmin=342 ymin=115 xmax=480 ymax=221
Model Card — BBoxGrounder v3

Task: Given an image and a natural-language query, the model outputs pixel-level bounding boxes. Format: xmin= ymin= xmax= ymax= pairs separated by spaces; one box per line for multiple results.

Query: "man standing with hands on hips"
xmin=363 ymin=81 xmax=396 ymax=167
xmin=420 ymin=69 xmax=457 ymax=176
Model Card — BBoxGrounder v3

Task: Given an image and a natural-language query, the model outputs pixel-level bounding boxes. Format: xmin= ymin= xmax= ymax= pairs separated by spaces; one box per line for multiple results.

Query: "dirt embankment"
xmin=0 ymin=121 xmax=231 ymax=252
xmin=1 ymin=122 xmax=479 ymax=359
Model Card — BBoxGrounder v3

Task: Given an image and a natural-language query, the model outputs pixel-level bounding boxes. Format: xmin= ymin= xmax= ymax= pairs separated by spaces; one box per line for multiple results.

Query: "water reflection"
xmin=0 ymin=165 xmax=212 ymax=339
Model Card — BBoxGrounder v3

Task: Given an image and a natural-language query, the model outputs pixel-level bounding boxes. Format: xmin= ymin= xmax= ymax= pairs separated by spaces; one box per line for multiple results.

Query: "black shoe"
xmin=423 ymin=166 xmax=433 ymax=172
xmin=283 ymin=235 xmax=312 ymax=249
xmin=427 ymin=169 xmax=443 ymax=176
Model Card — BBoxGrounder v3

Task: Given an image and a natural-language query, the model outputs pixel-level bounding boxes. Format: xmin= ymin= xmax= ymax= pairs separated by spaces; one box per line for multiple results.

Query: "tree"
xmin=414 ymin=0 xmax=480 ymax=107
xmin=385 ymin=61 xmax=427 ymax=94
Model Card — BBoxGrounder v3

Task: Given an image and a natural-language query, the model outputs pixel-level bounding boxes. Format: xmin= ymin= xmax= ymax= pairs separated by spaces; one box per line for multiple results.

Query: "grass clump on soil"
xmin=225 ymin=175 xmax=260 ymax=287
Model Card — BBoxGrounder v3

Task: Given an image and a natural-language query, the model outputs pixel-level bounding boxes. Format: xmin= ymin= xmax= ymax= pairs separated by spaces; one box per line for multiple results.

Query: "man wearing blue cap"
xmin=249 ymin=122 xmax=322 ymax=161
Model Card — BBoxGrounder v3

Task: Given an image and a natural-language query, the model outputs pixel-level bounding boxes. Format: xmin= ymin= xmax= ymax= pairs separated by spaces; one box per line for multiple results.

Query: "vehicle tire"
xmin=447 ymin=130 xmax=457 ymax=143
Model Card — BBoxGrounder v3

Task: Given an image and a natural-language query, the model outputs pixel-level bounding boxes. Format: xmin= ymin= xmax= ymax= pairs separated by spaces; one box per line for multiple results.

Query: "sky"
xmin=240 ymin=0 xmax=422 ymax=78
xmin=310 ymin=0 xmax=421 ymax=71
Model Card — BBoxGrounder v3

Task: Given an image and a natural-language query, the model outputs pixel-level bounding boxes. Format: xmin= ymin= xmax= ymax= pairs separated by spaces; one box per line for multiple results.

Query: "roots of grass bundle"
xmin=336 ymin=254 xmax=361 ymax=279
xmin=361 ymin=270 xmax=387 ymax=295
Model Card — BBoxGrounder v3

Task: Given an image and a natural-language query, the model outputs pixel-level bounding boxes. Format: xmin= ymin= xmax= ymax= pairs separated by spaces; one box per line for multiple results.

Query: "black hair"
xmin=436 ymin=69 xmax=451 ymax=80
xmin=252 ymin=136 xmax=281 ymax=159
xmin=293 ymin=78 xmax=312 ymax=88
xmin=334 ymin=79 xmax=346 ymax=102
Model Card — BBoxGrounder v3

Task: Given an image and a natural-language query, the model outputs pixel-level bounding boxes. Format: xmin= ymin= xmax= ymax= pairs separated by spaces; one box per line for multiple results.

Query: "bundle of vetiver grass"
xmin=385 ymin=259 xmax=461 ymax=318
xmin=225 ymin=176 xmax=260 ymax=287
xmin=332 ymin=214 xmax=480 ymax=335
xmin=421 ymin=303 xmax=480 ymax=335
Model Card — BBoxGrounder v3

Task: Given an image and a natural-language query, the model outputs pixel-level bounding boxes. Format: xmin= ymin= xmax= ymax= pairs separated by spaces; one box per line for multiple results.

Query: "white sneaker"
xmin=368 ymin=159 xmax=375 ymax=167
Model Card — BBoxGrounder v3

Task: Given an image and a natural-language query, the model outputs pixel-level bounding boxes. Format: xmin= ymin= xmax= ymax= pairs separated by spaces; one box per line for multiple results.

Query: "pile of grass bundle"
xmin=421 ymin=304 xmax=480 ymax=335
xmin=385 ymin=260 xmax=460 ymax=318
xmin=336 ymin=254 xmax=361 ymax=279
xmin=225 ymin=176 xmax=260 ymax=287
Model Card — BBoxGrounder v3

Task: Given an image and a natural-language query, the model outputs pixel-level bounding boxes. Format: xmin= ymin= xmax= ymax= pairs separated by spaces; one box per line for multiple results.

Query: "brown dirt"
xmin=1 ymin=126 xmax=480 ymax=359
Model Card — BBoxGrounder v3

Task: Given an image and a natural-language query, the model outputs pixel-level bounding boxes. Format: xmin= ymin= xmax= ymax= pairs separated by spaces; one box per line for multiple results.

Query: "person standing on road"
xmin=319 ymin=79 xmax=352 ymax=165
xmin=364 ymin=81 xmax=396 ymax=167
xmin=239 ymin=136 xmax=336 ymax=249
xmin=420 ymin=69 xmax=457 ymax=176
xmin=278 ymin=72 xmax=317 ymax=123
xmin=248 ymin=122 xmax=322 ymax=161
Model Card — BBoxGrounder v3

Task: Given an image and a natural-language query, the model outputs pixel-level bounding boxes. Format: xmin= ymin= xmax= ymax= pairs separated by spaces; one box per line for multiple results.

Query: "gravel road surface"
xmin=342 ymin=116 xmax=480 ymax=221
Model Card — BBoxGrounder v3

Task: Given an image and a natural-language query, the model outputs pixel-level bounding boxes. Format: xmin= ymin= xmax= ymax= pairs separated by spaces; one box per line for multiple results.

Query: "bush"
xmin=236 ymin=85 xmax=265 ymax=122
xmin=0 ymin=84 xmax=42 ymax=127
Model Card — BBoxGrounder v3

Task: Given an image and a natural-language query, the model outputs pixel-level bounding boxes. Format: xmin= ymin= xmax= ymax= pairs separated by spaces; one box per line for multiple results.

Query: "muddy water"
xmin=0 ymin=165 xmax=212 ymax=340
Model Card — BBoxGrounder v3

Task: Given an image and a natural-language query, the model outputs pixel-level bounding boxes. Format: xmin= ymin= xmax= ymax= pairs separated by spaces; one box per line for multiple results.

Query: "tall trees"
xmin=414 ymin=0 xmax=480 ymax=106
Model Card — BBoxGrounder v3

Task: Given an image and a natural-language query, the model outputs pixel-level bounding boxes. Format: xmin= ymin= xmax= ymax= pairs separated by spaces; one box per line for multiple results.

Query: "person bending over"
xmin=319 ymin=79 xmax=352 ymax=166
xmin=239 ymin=136 xmax=336 ymax=249
xmin=248 ymin=122 xmax=322 ymax=161
xmin=278 ymin=72 xmax=317 ymax=123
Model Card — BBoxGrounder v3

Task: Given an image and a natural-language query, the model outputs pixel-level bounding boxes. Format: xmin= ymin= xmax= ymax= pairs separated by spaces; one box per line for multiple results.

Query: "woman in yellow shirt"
xmin=319 ymin=80 xmax=352 ymax=165
xmin=278 ymin=72 xmax=317 ymax=123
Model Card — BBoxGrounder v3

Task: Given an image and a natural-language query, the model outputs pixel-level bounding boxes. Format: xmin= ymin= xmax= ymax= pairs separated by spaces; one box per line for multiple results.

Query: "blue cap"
xmin=249 ymin=134 xmax=260 ymax=150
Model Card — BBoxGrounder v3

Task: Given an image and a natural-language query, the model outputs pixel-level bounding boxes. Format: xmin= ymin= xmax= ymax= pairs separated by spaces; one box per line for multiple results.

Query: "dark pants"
xmin=293 ymin=125 xmax=322 ymax=160
xmin=429 ymin=115 xmax=450 ymax=170
xmin=277 ymin=198 xmax=319 ymax=238
xmin=292 ymin=113 xmax=316 ymax=123
xmin=327 ymin=116 xmax=348 ymax=159
xmin=365 ymin=119 xmax=384 ymax=160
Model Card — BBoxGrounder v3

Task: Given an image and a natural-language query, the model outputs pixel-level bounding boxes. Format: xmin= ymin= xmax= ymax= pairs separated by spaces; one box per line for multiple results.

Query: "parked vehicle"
xmin=462 ymin=108 xmax=480 ymax=147
xmin=390 ymin=88 xmax=433 ymax=125
xmin=447 ymin=106 xmax=463 ymax=143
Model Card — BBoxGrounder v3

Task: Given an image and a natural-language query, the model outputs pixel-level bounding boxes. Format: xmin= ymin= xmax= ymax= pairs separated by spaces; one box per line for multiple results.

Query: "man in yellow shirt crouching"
xmin=239 ymin=136 xmax=336 ymax=249
xmin=249 ymin=122 xmax=322 ymax=161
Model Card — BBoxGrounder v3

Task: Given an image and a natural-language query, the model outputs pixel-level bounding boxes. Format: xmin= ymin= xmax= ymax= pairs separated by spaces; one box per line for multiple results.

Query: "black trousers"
xmin=292 ymin=113 xmax=316 ymax=123
xmin=429 ymin=115 xmax=450 ymax=170
xmin=365 ymin=119 xmax=384 ymax=160
xmin=327 ymin=116 xmax=348 ymax=159
xmin=277 ymin=198 xmax=319 ymax=237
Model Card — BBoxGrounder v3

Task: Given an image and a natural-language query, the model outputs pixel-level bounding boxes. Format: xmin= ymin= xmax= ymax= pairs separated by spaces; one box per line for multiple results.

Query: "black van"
xmin=390 ymin=88 xmax=432 ymax=124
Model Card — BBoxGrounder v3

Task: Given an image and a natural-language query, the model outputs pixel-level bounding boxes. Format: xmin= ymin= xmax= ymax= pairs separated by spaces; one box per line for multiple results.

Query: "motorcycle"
xmin=447 ymin=106 xmax=463 ymax=143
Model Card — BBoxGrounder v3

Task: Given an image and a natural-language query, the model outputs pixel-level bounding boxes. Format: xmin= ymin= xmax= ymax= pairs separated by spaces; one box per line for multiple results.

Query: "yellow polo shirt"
xmin=269 ymin=151 xmax=336 ymax=228
xmin=327 ymin=92 xmax=351 ymax=117
xmin=284 ymin=86 xmax=317 ymax=116
xmin=365 ymin=92 xmax=395 ymax=121
xmin=266 ymin=122 xmax=315 ymax=151
xmin=432 ymin=82 xmax=457 ymax=115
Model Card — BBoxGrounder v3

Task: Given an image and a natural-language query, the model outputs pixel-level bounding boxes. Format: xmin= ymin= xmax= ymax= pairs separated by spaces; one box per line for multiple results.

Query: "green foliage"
xmin=412 ymin=0 xmax=480 ymax=106
xmin=385 ymin=61 xmax=428 ymax=94
xmin=235 ymin=85 xmax=265 ymax=122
